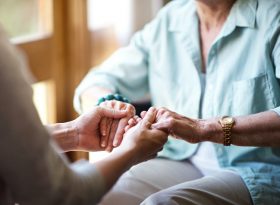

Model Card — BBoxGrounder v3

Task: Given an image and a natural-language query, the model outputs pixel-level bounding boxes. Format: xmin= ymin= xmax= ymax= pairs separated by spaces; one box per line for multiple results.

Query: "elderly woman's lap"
xmin=98 ymin=158 xmax=252 ymax=205
xmin=141 ymin=171 xmax=252 ymax=205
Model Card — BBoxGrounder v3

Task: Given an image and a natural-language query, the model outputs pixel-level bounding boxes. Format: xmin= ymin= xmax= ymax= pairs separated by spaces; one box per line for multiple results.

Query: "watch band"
xmin=219 ymin=116 xmax=235 ymax=146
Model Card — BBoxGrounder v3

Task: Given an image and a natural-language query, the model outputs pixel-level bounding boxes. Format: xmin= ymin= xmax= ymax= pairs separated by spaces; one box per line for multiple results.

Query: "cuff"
xmin=271 ymin=107 xmax=280 ymax=116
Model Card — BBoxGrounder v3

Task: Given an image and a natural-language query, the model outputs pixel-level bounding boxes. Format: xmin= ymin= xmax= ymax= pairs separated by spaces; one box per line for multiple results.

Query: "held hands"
xmin=115 ymin=107 xmax=168 ymax=164
xmin=71 ymin=105 xmax=207 ymax=153
xmin=72 ymin=104 xmax=168 ymax=162
xmin=72 ymin=104 xmax=207 ymax=153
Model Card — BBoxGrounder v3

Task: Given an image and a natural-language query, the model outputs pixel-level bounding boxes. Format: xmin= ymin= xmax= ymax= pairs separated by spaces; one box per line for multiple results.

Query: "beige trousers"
xmin=99 ymin=158 xmax=253 ymax=205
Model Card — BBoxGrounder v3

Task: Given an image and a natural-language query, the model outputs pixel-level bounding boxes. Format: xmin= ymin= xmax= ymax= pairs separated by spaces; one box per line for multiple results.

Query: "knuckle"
xmin=127 ymin=105 xmax=136 ymax=115
xmin=161 ymin=112 xmax=171 ymax=119
xmin=158 ymin=107 xmax=165 ymax=112
xmin=107 ymin=100 xmax=114 ymax=107
xmin=158 ymin=107 xmax=168 ymax=115
xmin=166 ymin=118 xmax=176 ymax=127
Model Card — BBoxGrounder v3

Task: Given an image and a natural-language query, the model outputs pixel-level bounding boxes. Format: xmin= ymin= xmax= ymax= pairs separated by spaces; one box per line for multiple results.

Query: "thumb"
xmin=141 ymin=107 xmax=156 ymax=128
xmin=151 ymin=122 xmax=169 ymax=133
xmin=99 ymin=107 xmax=128 ymax=119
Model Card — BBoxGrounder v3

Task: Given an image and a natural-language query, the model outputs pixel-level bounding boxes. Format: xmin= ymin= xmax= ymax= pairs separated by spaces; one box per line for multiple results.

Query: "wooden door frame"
xmin=15 ymin=0 xmax=90 ymax=160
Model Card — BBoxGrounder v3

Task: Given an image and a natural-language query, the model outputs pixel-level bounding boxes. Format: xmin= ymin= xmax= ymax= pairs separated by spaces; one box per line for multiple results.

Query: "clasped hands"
xmin=73 ymin=101 xmax=208 ymax=155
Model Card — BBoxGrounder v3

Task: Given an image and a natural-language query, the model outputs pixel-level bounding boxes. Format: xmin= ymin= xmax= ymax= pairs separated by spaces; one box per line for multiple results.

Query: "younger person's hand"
xmin=116 ymin=107 xmax=168 ymax=164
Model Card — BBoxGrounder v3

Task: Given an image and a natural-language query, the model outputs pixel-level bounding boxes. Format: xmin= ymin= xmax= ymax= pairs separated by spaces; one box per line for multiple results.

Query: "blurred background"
xmin=0 ymin=0 xmax=170 ymax=161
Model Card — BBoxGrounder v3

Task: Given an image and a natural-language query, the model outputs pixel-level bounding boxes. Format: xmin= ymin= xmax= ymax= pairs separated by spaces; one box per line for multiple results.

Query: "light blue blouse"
xmin=75 ymin=0 xmax=280 ymax=204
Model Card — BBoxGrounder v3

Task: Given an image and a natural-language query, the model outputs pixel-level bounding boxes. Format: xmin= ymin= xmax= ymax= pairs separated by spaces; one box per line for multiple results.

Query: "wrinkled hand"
xmin=99 ymin=100 xmax=136 ymax=151
xmin=117 ymin=107 xmax=168 ymax=163
xmin=72 ymin=106 xmax=128 ymax=151
xmin=149 ymin=107 xmax=205 ymax=144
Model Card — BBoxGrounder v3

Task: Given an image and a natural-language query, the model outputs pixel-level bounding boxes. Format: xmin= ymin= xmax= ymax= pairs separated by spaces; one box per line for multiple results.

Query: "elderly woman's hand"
xmin=150 ymin=107 xmax=207 ymax=144
xmin=99 ymin=100 xmax=136 ymax=152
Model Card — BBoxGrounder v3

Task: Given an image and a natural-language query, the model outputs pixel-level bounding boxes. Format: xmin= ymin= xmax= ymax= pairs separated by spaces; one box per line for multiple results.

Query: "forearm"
xmin=46 ymin=122 xmax=78 ymax=152
xmin=202 ymin=110 xmax=280 ymax=146
xmin=94 ymin=149 xmax=137 ymax=191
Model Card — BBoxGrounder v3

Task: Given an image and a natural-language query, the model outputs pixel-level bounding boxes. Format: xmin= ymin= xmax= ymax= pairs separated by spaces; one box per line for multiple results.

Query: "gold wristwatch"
xmin=219 ymin=116 xmax=235 ymax=146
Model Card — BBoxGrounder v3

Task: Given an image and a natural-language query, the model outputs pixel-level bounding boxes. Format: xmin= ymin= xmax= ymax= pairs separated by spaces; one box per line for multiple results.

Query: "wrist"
xmin=199 ymin=118 xmax=224 ymax=144
xmin=96 ymin=93 xmax=130 ymax=106
xmin=81 ymin=87 xmax=113 ymax=113
xmin=109 ymin=148 xmax=138 ymax=169
xmin=50 ymin=121 xmax=79 ymax=152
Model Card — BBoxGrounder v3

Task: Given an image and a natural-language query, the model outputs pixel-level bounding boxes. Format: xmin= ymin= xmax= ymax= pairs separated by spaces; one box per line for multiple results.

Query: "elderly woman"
xmin=75 ymin=0 xmax=280 ymax=204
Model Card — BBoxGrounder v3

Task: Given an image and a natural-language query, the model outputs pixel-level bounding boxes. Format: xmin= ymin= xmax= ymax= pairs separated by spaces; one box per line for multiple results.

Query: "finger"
xmin=134 ymin=115 xmax=142 ymax=123
xmin=129 ymin=116 xmax=141 ymax=124
xmin=128 ymin=118 xmax=136 ymax=125
xmin=107 ymin=100 xmax=116 ymax=108
xmin=125 ymin=104 xmax=136 ymax=116
xmin=113 ymin=118 xmax=129 ymax=147
xmin=107 ymin=119 xmax=119 ymax=149
xmin=140 ymin=111 xmax=147 ymax=119
xmin=99 ymin=99 xmax=114 ymax=108
xmin=141 ymin=107 xmax=156 ymax=128
xmin=99 ymin=107 xmax=128 ymax=119
xmin=105 ymin=146 xmax=113 ymax=153
xmin=125 ymin=119 xmax=137 ymax=132
xmin=116 ymin=100 xmax=126 ymax=110
xmin=151 ymin=121 xmax=170 ymax=133
xmin=111 ymin=101 xmax=126 ymax=147
xmin=100 ymin=118 xmax=110 ymax=148
xmin=105 ymin=118 xmax=114 ymax=143
xmin=124 ymin=125 xmax=130 ymax=132
xmin=151 ymin=122 xmax=166 ymax=129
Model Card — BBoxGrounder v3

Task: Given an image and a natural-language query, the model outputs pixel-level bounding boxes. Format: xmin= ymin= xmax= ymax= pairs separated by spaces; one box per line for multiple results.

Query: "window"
xmin=32 ymin=80 xmax=56 ymax=124
xmin=0 ymin=0 xmax=91 ymax=160
xmin=0 ymin=0 xmax=55 ymax=124
xmin=0 ymin=0 xmax=169 ymax=161
xmin=0 ymin=0 xmax=52 ymax=39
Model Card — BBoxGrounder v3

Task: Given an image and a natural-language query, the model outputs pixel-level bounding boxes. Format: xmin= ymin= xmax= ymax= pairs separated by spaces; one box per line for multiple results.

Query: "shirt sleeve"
xmin=0 ymin=27 xmax=106 ymax=205
xmin=271 ymin=20 xmax=280 ymax=116
xmin=74 ymin=12 xmax=165 ymax=113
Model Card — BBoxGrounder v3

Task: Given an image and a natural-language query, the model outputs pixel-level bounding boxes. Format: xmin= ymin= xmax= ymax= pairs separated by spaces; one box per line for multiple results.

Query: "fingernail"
xmin=106 ymin=147 xmax=112 ymax=152
xmin=102 ymin=131 xmax=106 ymax=136
xmin=113 ymin=139 xmax=119 ymax=147
xmin=101 ymin=141 xmax=106 ymax=147
xmin=149 ymin=107 xmax=155 ymax=112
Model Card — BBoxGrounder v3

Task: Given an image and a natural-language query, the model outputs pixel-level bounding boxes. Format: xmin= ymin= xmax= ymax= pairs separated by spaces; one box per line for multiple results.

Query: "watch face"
xmin=224 ymin=117 xmax=234 ymax=124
